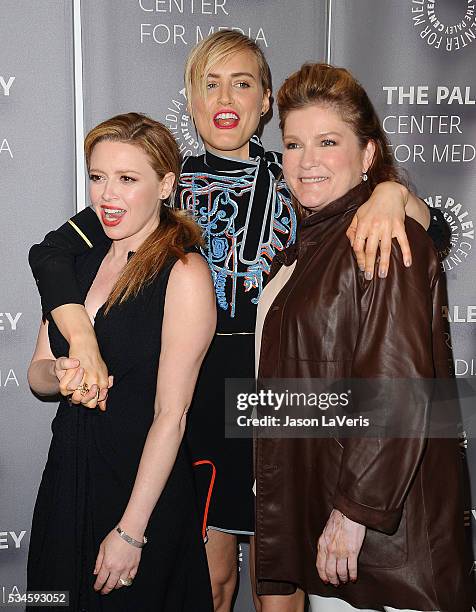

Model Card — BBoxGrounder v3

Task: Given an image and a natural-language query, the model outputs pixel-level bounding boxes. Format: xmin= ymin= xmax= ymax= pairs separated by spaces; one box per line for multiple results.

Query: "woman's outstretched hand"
xmin=93 ymin=528 xmax=142 ymax=595
xmin=316 ymin=509 xmax=366 ymax=586
xmin=346 ymin=181 xmax=411 ymax=280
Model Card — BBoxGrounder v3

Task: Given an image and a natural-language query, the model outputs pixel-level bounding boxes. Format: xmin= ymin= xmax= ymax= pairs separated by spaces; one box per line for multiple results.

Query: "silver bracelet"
xmin=115 ymin=525 xmax=147 ymax=548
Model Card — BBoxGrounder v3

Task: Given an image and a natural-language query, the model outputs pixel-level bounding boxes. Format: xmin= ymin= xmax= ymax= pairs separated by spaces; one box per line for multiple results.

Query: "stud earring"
xmin=361 ymin=172 xmax=368 ymax=182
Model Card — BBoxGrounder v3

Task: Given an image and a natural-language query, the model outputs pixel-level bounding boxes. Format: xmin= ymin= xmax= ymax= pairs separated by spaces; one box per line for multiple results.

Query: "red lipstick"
xmin=213 ymin=109 xmax=240 ymax=129
xmin=100 ymin=205 xmax=126 ymax=227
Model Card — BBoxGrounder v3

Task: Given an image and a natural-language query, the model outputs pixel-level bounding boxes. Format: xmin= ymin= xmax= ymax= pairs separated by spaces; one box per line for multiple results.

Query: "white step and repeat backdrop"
xmin=1 ymin=0 xmax=475 ymax=609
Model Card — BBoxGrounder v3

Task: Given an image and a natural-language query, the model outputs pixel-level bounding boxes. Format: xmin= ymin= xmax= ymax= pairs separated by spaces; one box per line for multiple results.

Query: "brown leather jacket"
xmin=255 ymin=183 xmax=472 ymax=611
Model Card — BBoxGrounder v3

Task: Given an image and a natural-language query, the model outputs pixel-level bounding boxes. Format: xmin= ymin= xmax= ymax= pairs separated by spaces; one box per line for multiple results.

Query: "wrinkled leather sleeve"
xmin=333 ymin=218 xmax=443 ymax=534
xmin=28 ymin=207 xmax=108 ymax=316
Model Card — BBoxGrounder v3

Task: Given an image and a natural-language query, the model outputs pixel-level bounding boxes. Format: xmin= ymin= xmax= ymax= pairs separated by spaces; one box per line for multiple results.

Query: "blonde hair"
xmin=84 ymin=112 xmax=203 ymax=314
xmin=184 ymin=30 xmax=271 ymax=105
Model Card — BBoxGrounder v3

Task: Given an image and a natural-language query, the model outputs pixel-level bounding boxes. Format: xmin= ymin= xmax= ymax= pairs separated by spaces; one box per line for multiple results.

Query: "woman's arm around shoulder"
xmin=29 ymin=207 xmax=107 ymax=316
xmin=29 ymin=207 xmax=110 ymax=409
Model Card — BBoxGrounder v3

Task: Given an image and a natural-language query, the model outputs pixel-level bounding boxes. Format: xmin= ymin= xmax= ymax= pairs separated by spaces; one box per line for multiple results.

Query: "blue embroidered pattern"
xmin=179 ymin=172 xmax=296 ymax=318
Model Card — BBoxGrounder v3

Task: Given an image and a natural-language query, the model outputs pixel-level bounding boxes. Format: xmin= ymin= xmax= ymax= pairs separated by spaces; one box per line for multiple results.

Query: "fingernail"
xmin=359 ymin=265 xmax=365 ymax=272
xmin=378 ymin=269 xmax=387 ymax=278
xmin=404 ymin=259 xmax=411 ymax=267
xmin=364 ymin=271 xmax=372 ymax=280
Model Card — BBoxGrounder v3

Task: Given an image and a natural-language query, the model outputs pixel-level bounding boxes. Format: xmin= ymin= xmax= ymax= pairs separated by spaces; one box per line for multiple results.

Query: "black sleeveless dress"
xmin=26 ymin=244 xmax=213 ymax=612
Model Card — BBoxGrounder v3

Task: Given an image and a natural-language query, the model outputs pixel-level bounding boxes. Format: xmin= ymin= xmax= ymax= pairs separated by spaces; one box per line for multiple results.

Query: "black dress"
xmin=176 ymin=138 xmax=296 ymax=534
xmin=28 ymin=137 xmax=298 ymax=536
xmin=28 ymin=140 xmax=449 ymax=536
xmin=27 ymin=244 xmax=213 ymax=612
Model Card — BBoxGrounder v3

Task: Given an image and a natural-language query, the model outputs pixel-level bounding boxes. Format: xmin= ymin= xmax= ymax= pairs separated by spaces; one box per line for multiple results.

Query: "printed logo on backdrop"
xmin=0 ymin=75 xmax=15 ymax=96
xmin=0 ymin=531 xmax=26 ymax=550
xmin=164 ymin=88 xmax=204 ymax=157
xmin=424 ymin=194 xmax=474 ymax=271
xmin=442 ymin=305 xmax=475 ymax=352
xmin=451 ymin=357 xmax=476 ymax=376
xmin=1 ymin=75 xmax=15 ymax=159
xmin=0 ymin=312 xmax=22 ymax=331
xmin=138 ymin=0 xmax=268 ymax=47
xmin=0 ymin=369 xmax=19 ymax=387
xmin=442 ymin=305 xmax=476 ymax=323
xmin=382 ymin=85 xmax=475 ymax=165
xmin=411 ymin=0 xmax=476 ymax=52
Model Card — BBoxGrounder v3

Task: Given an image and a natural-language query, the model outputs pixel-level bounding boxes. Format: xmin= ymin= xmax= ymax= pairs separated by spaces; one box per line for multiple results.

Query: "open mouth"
xmin=100 ymin=206 xmax=126 ymax=226
xmin=213 ymin=110 xmax=240 ymax=129
xmin=300 ymin=177 xmax=329 ymax=184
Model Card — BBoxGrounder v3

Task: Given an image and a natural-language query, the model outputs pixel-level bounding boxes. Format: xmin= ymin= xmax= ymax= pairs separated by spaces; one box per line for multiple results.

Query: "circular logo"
xmin=411 ymin=0 xmax=476 ymax=52
xmin=425 ymin=194 xmax=474 ymax=271
xmin=163 ymin=87 xmax=204 ymax=158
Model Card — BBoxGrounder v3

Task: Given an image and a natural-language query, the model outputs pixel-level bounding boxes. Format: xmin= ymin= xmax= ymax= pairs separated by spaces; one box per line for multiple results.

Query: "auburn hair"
xmin=184 ymin=29 xmax=272 ymax=105
xmin=277 ymin=63 xmax=403 ymax=194
xmin=84 ymin=112 xmax=203 ymax=314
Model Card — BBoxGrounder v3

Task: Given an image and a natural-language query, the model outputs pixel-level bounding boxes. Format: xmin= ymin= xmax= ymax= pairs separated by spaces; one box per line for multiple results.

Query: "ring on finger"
xmin=355 ymin=235 xmax=366 ymax=240
xmin=76 ymin=382 xmax=90 ymax=396
xmin=119 ymin=576 xmax=133 ymax=587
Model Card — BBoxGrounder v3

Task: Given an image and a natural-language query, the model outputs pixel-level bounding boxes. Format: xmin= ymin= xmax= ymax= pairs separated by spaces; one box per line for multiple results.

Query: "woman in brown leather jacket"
xmin=254 ymin=63 xmax=472 ymax=612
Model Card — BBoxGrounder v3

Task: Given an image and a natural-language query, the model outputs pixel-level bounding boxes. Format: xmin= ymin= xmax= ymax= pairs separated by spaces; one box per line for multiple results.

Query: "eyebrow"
xmin=283 ymin=131 xmax=343 ymax=139
xmin=316 ymin=131 xmax=342 ymax=137
xmin=89 ymin=168 xmax=143 ymax=175
xmin=207 ymin=72 xmax=257 ymax=80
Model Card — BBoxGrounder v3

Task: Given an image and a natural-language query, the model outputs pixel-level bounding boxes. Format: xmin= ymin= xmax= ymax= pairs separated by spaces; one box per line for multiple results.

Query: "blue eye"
xmin=235 ymin=81 xmax=250 ymax=88
xmin=322 ymin=139 xmax=336 ymax=146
